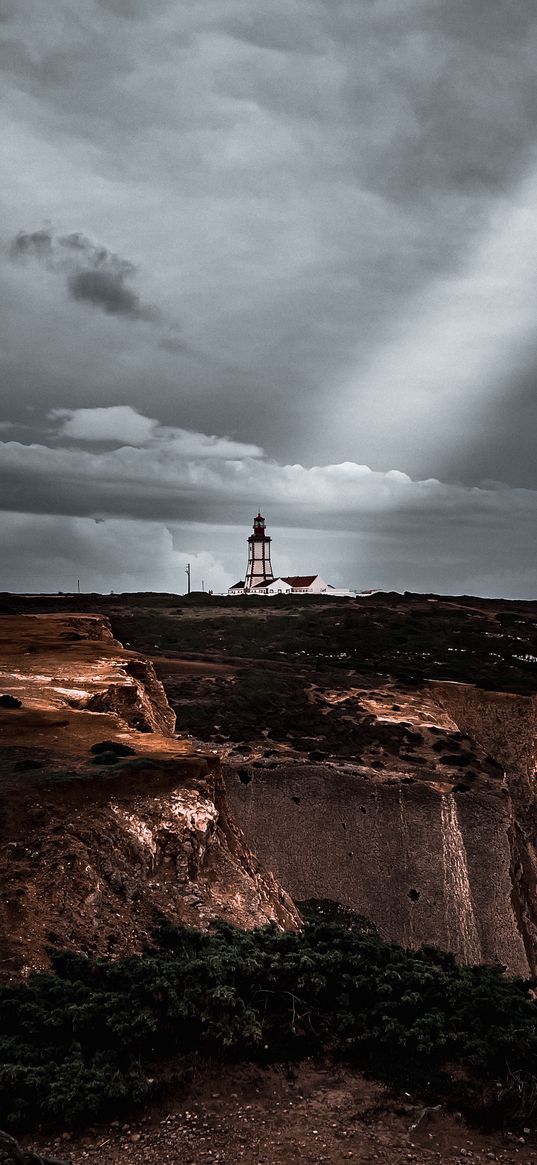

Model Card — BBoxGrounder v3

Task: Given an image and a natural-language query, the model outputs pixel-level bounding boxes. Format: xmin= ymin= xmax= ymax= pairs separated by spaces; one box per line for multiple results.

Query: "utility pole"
xmin=77 ymin=579 xmax=81 ymax=594
xmin=185 ymin=563 xmax=191 ymax=594
xmin=201 ymin=579 xmax=205 ymax=593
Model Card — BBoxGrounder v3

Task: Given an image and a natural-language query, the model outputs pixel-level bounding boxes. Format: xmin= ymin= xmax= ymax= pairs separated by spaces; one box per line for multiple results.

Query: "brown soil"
xmin=28 ymin=1062 xmax=537 ymax=1165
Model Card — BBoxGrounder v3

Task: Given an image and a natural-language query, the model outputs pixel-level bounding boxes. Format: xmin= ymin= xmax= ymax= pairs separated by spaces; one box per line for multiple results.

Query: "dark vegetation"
xmin=111 ymin=601 xmax=537 ymax=692
xmin=2 ymin=904 xmax=537 ymax=1132
xmin=90 ymin=741 xmax=136 ymax=757
xmin=2 ymin=590 xmax=536 ymax=691
xmin=0 ymin=694 xmax=22 ymax=709
xmin=159 ymin=662 xmax=499 ymax=777
xmin=89 ymin=740 xmax=137 ymax=766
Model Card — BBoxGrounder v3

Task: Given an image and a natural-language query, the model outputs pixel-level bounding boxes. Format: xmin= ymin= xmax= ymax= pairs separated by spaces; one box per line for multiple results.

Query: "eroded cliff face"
xmin=432 ymin=683 xmax=537 ymax=974
xmin=226 ymin=681 xmax=537 ymax=976
xmin=0 ymin=615 xmax=298 ymax=978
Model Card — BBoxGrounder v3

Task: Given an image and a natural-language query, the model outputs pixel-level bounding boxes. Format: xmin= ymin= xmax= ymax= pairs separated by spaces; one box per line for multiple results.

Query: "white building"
xmin=228 ymin=515 xmax=353 ymax=597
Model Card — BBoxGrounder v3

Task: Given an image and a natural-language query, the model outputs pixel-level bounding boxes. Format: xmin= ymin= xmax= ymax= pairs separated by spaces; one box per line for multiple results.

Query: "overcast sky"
xmin=2 ymin=0 xmax=537 ymax=596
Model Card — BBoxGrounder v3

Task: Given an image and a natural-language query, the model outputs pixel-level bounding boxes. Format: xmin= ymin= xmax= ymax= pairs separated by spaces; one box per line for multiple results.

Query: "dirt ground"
xmin=29 ymin=1062 xmax=537 ymax=1165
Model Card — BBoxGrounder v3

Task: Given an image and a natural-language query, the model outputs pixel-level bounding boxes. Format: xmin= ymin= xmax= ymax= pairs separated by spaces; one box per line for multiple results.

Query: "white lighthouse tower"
xmin=244 ymin=512 xmax=274 ymax=591
xmin=227 ymin=511 xmax=354 ymax=597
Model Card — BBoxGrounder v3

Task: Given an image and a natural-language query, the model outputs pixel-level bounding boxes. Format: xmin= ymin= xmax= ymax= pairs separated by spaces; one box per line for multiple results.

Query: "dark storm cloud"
xmin=2 ymin=1 xmax=537 ymax=595
xmin=9 ymin=229 xmax=158 ymax=321
xmin=2 ymin=0 xmax=537 ymax=478
xmin=10 ymin=228 xmax=53 ymax=260
xmin=67 ymin=268 xmax=155 ymax=319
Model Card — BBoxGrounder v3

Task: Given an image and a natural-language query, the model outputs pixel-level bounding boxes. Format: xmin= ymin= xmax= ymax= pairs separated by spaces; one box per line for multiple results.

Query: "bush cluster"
xmin=1 ymin=905 xmax=537 ymax=1130
xmin=109 ymin=598 xmax=537 ymax=691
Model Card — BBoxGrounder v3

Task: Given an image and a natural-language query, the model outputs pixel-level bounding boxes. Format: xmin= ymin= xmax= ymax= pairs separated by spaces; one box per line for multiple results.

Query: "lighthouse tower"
xmin=244 ymin=512 xmax=274 ymax=591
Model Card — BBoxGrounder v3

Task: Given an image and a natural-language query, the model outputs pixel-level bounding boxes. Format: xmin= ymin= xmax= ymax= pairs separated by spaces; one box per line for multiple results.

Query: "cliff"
xmin=226 ymin=679 xmax=537 ymax=976
xmin=0 ymin=614 xmax=298 ymax=978
xmin=3 ymin=601 xmax=537 ymax=982
xmin=432 ymin=682 xmax=537 ymax=974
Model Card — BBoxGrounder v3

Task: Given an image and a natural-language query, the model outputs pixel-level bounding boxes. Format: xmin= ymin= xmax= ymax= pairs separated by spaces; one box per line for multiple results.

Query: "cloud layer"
xmin=1 ymin=408 xmax=535 ymax=598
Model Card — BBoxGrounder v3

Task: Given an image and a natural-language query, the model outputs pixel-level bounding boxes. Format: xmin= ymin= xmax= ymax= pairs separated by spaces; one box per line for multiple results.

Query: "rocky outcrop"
xmin=0 ymin=612 xmax=176 ymax=737
xmin=83 ymin=656 xmax=176 ymax=735
xmin=0 ymin=615 xmax=299 ymax=978
xmin=0 ymin=757 xmax=298 ymax=978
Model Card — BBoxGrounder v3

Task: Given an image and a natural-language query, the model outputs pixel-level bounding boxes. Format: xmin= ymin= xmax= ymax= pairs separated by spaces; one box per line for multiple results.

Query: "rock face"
xmin=0 ymin=615 xmax=299 ymax=978
xmin=227 ymin=682 xmax=537 ymax=976
xmin=433 ymin=683 xmax=537 ymax=975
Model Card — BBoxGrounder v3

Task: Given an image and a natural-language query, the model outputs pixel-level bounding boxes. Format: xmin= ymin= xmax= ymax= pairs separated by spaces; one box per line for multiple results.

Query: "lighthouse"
xmin=227 ymin=512 xmax=354 ymax=597
xmin=244 ymin=512 xmax=274 ymax=591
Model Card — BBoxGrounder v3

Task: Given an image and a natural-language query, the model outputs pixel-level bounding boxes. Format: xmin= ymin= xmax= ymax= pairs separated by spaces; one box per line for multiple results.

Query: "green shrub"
xmin=1 ymin=905 xmax=537 ymax=1131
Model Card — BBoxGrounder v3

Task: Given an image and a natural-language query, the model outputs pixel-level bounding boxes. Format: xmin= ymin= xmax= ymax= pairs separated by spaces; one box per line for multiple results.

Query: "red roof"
xmin=229 ymin=581 xmax=245 ymax=589
xmin=282 ymin=575 xmax=317 ymax=587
